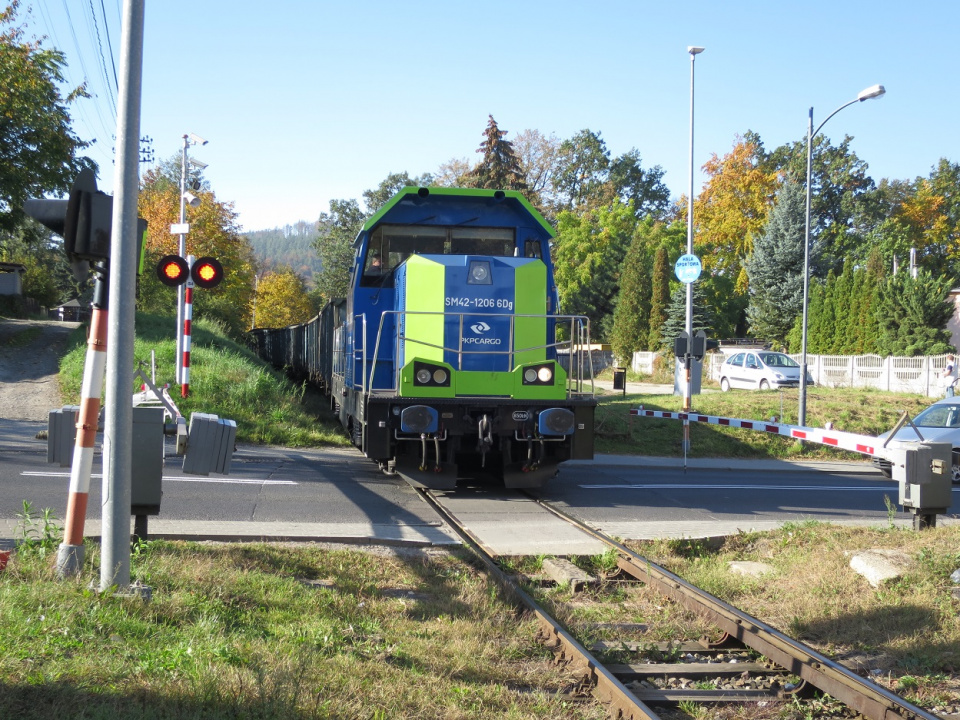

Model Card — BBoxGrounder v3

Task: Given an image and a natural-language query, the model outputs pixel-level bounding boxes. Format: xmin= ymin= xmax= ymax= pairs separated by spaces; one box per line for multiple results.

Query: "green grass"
xmin=57 ymin=313 xmax=349 ymax=447
xmin=0 ymin=539 xmax=604 ymax=719
xmin=593 ymin=381 xmax=932 ymax=460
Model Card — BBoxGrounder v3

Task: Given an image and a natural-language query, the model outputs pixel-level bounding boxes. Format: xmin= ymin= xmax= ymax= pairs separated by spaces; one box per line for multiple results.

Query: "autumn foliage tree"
xmin=688 ymin=134 xmax=779 ymax=294
xmin=137 ymin=166 xmax=257 ymax=337
xmin=252 ymin=266 xmax=315 ymax=329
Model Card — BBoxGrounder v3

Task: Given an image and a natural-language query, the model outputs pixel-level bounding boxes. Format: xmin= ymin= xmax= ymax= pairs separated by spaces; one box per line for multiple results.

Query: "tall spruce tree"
xmin=745 ymin=180 xmax=807 ymax=347
xmin=659 ymin=284 xmax=715 ymax=351
xmin=610 ymin=232 xmax=650 ymax=364
xmin=470 ymin=115 xmax=526 ymax=191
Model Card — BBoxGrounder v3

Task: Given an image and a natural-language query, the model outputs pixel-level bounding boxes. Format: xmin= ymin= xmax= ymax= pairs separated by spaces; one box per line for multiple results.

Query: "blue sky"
xmin=22 ymin=0 xmax=960 ymax=232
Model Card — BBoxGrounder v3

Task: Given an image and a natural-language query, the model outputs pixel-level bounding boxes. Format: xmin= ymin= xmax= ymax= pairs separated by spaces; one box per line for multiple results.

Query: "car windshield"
xmin=758 ymin=352 xmax=799 ymax=368
xmin=913 ymin=403 xmax=960 ymax=429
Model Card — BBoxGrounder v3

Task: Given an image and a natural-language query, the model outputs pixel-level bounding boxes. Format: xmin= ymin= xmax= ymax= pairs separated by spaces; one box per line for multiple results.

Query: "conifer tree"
xmin=745 ymin=180 xmax=807 ymax=347
xmin=470 ymin=115 xmax=526 ymax=191
xmin=875 ymin=271 xmax=954 ymax=356
xmin=610 ymin=233 xmax=650 ymax=364
xmin=659 ymin=284 xmax=715 ymax=351
xmin=648 ymin=245 xmax=670 ymax=350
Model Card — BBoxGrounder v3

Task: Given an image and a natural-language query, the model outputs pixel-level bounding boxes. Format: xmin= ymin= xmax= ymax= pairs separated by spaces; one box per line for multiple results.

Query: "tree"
xmin=608 ymin=149 xmax=670 ymax=219
xmin=0 ymin=1 xmax=94 ymax=234
xmin=362 ymin=171 xmax=432 ymax=214
xmin=470 ymin=115 xmax=526 ymax=191
xmin=137 ymin=165 xmax=257 ymax=336
xmin=658 ymin=283 xmax=716 ymax=351
xmin=875 ymin=270 xmax=954 ymax=356
xmin=552 ymin=201 xmax=637 ymax=337
xmin=433 ymin=157 xmax=473 ymax=187
xmin=648 ymin=245 xmax=671 ymax=350
xmin=744 ymin=180 xmax=807 ymax=347
xmin=610 ymin=231 xmax=651 ymax=364
xmin=252 ymin=267 xmax=315 ymax=328
xmin=770 ymin=133 xmax=875 ymax=275
xmin=511 ymin=129 xmax=560 ymax=212
xmin=313 ymin=198 xmax=364 ymax=302
xmin=688 ymin=134 xmax=779 ymax=295
xmin=553 ymin=129 xmax=610 ymax=211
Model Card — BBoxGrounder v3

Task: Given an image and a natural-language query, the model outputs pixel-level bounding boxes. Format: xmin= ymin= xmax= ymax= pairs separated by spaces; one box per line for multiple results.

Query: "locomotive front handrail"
xmin=361 ymin=309 xmax=595 ymax=397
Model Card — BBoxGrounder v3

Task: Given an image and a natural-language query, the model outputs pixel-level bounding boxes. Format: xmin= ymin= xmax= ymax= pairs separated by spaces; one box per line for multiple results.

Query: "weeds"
xmin=14 ymin=500 xmax=59 ymax=553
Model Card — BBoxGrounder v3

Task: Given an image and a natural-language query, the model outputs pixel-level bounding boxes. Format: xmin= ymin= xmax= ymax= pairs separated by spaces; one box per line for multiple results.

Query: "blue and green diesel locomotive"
xmin=249 ymin=187 xmax=596 ymax=488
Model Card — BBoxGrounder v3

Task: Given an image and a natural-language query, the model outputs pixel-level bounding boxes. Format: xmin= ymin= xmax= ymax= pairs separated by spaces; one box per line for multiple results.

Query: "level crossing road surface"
xmin=1 ymin=418 xmax=957 ymax=555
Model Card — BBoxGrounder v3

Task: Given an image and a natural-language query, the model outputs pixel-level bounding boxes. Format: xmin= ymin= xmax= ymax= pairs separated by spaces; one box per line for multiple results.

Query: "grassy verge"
xmin=57 ymin=313 xmax=349 ymax=448
xmin=593 ymin=382 xmax=932 ymax=460
xmin=0 ymin=536 xmax=603 ymax=720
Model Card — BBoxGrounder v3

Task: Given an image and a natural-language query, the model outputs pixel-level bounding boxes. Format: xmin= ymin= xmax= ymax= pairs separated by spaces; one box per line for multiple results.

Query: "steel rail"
xmin=528 ymin=496 xmax=941 ymax=720
xmin=415 ymin=488 xmax=661 ymax=720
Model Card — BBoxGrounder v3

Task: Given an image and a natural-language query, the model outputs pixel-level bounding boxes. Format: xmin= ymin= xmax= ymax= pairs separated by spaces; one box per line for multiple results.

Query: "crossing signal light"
xmin=191 ymin=256 xmax=223 ymax=289
xmin=155 ymin=255 xmax=223 ymax=289
xmin=156 ymin=255 xmax=189 ymax=286
xmin=23 ymin=168 xmax=147 ymax=275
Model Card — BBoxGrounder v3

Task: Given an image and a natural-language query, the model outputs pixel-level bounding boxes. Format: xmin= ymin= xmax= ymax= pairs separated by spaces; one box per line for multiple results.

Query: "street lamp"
xmin=684 ymin=45 xmax=704 ymax=415
xmin=175 ymin=132 xmax=208 ymax=384
xmin=798 ymin=84 xmax=885 ymax=426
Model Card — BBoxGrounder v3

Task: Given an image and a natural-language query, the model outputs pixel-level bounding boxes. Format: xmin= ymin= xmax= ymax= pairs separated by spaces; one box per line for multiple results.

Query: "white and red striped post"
xmin=56 ymin=279 xmax=109 ymax=577
xmin=181 ymin=258 xmax=194 ymax=398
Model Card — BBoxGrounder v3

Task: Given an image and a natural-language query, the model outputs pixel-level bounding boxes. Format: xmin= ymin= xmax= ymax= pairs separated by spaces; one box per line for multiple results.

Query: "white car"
xmin=873 ymin=398 xmax=960 ymax=483
xmin=718 ymin=351 xmax=814 ymax=392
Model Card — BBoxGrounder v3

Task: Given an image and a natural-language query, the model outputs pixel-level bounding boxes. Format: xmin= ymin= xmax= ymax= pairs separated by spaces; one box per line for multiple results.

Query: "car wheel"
xmin=952 ymin=450 xmax=960 ymax=484
xmin=759 ymin=379 xmax=770 ymax=390
xmin=720 ymin=377 xmax=730 ymax=392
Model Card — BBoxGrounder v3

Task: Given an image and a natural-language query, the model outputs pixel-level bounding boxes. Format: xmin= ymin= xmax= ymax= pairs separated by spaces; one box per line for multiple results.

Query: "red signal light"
xmin=191 ymin=256 xmax=223 ymax=289
xmin=156 ymin=255 xmax=189 ymax=286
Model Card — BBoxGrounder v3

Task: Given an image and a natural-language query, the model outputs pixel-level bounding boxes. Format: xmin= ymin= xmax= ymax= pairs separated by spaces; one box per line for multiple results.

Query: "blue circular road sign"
xmin=675 ymin=253 xmax=702 ymax=283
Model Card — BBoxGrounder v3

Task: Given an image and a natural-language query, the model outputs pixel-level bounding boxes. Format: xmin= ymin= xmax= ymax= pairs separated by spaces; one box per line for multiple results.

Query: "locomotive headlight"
xmin=522 ymin=362 xmax=557 ymax=386
xmin=412 ymin=361 xmax=452 ymax=387
xmin=467 ymin=260 xmax=492 ymax=285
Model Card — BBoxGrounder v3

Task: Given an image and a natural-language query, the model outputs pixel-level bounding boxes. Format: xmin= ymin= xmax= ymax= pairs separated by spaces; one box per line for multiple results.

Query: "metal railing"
xmin=355 ymin=310 xmax=595 ymax=397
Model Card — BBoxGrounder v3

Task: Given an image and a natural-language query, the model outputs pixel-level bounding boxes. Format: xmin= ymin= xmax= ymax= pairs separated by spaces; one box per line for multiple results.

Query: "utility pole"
xmin=100 ymin=0 xmax=144 ymax=592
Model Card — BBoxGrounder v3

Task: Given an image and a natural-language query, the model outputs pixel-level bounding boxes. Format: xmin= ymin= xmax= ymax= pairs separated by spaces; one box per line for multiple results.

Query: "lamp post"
xmin=798 ymin=84 xmax=885 ymax=427
xmin=683 ymin=46 xmax=704 ymax=415
xmin=175 ymin=132 xmax=207 ymax=384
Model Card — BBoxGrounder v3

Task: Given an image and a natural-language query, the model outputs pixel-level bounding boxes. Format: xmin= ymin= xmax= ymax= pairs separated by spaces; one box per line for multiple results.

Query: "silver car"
xmin=873 ymin=398 xmax=960 ymax=483
xmin=718 ymin=351 xmax=813 ymax=391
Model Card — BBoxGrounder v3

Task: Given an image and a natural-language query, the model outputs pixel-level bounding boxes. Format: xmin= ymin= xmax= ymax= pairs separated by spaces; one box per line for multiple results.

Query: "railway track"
xmin=417 ymin=487 xmax=945 ymax=720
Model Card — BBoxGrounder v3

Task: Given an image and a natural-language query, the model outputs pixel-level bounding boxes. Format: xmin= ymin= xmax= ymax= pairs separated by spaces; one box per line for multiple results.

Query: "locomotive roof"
xmin=360 ymin=187 xmax=554 ymax=239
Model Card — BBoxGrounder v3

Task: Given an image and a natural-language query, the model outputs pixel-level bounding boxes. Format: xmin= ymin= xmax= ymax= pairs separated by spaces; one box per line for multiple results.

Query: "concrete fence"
xmin=628 ymin=350 xmax=953 ymax=399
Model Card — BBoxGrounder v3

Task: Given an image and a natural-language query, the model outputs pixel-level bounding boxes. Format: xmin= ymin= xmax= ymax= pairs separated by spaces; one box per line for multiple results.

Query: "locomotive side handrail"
xmin=361 ymin=309 xmax=595 ymax=398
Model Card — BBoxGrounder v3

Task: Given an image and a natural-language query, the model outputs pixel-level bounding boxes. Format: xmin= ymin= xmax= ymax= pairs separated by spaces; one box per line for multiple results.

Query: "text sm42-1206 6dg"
xmin=249 ymin=187 xmax=597 ymax=489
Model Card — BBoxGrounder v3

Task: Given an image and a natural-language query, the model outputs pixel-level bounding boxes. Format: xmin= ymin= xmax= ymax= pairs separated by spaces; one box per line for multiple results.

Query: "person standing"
xmin=942 ymin=354 xmax=957 ymax=397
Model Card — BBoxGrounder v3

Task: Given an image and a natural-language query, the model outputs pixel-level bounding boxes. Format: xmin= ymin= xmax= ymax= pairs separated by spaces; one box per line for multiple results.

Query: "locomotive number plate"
xmin=512 ymin=410 xmax=530 ymax=421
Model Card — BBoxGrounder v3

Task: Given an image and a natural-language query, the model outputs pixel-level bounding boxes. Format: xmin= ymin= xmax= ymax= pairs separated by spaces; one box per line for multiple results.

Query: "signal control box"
xmin=887 ymin=441 xmax=953 ymax=528
xmin=182 ymin=412 xmax=237 ymax=476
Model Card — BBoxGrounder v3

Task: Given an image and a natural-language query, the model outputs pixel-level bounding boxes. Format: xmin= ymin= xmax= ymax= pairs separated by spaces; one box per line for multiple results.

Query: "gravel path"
xmin=0 ymin=319 xmax=81 ymax=422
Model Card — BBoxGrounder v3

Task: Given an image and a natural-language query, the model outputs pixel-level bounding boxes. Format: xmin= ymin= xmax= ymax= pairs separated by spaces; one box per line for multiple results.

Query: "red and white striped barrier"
xmin=631 ymin=408 xmax=879 ymax=457
xmin=181 ymin=283 xmax=193 ymax=398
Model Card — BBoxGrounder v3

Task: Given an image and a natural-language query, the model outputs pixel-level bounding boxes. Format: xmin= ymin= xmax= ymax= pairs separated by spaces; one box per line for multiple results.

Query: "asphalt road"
xmin=3 ymin=417 xmax=956 ymax=553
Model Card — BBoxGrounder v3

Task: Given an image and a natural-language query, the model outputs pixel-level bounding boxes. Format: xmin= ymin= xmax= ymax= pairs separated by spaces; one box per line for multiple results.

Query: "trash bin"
xmin=612 ymin=367 xmax=627 ymax=392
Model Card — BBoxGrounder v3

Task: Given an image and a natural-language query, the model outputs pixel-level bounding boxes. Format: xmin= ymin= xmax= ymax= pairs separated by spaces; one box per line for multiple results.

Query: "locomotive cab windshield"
xmin=361 ymin=224 xmax=520 ymax=287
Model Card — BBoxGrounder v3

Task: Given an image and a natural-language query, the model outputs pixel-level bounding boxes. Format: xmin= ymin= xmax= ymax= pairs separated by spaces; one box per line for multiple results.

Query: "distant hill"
xmin=244 ymin=222 xmax=322 ymax=286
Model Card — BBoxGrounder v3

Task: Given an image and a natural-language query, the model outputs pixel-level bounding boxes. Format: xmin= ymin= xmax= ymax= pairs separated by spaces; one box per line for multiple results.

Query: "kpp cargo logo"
xmin=464 ymin=320 xmax=501 ymax=345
